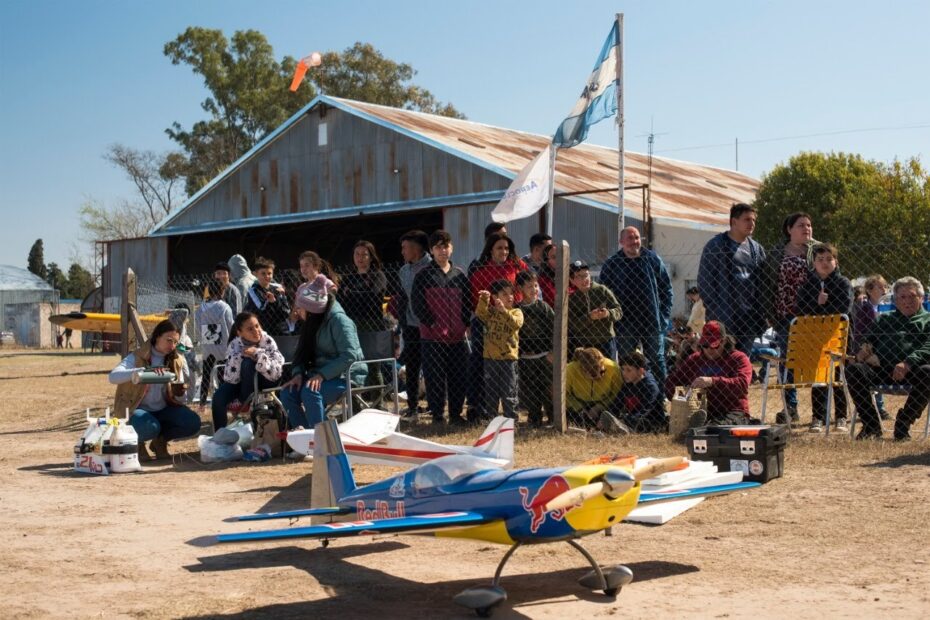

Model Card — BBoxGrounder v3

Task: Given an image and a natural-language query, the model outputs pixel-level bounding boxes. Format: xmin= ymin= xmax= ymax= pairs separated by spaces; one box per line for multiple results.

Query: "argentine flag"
xmin=553 ymin=22 xmax=620 ymax=148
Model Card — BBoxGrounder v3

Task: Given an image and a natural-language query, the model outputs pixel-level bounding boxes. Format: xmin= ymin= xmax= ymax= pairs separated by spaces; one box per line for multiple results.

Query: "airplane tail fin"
xmin=310 ymin=419 xmax=357 ymax=508
xmin=471 ymin=416 xmax=515 ymax=467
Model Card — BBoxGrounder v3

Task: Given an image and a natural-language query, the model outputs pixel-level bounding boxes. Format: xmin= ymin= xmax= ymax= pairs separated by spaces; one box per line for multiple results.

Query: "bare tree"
xmin=103 ymin=144 xmax=186 ymax=225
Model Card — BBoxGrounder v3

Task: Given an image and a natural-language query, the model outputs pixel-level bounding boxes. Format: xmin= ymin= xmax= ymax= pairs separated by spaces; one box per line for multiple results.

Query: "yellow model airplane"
xmin=48 ymin=311 xmax=169 ymax=334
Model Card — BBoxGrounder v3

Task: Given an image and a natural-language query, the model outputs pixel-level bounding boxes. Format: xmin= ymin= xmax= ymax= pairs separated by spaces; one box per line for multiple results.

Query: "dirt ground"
xmin=2 ymin=349 xmax=929 ymax=619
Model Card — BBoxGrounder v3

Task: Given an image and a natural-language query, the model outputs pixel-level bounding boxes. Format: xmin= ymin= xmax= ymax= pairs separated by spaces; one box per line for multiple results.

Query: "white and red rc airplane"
xmin=285 ymin=409 xmax=514 ymax=468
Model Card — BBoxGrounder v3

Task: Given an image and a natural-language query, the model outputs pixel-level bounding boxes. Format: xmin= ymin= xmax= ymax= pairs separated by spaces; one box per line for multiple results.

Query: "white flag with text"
xmin=491 ymin=145 xmax=552 ymax=223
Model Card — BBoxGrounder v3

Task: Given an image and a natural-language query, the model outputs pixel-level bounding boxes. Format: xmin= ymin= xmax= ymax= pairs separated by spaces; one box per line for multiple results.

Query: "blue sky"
xmin=1 ymin=0 xmax=928 ymax=270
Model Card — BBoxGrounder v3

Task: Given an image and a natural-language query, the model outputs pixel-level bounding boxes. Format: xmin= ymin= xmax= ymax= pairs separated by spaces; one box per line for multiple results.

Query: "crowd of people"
xmin=108 ymin=204 xmax=930 ymax=459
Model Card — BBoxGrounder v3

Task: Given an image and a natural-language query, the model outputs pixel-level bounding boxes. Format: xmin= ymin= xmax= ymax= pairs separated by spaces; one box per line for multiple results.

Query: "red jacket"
xmin=665 ymin=349 xmax=752 ymax=415
xmin=469 ymin=258 xmax=529 ymax=308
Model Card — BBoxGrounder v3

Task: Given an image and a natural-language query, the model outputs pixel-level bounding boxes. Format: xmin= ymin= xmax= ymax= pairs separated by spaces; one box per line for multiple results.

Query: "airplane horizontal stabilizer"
xmin=233 ymin=506 xmax=351 ymax=522
xmin=217 ymin=511 xmax=491 ymax=544
xmin=637 ymin=481 xmax=760 ymax=505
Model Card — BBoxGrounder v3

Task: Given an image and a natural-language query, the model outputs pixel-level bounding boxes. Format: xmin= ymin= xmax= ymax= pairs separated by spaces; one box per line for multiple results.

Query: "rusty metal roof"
xmin=336 ymin=97 xmax=759 ymax=227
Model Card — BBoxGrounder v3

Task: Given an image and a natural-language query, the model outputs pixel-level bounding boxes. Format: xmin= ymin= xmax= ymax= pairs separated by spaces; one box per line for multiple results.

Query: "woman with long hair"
xmin=280 ymin=274 xmax=366 ymax=429
xmin=762 ymin=212 xmax=819 ymax=424
xmin=109 ymin=319 xmax=201 ymax=460
xmin=210 ymin=312 xmax=285 ymax=432
xmin=339 ymin=240 xmax=388 ymax=389
xmin=466 ymin=232 xmax=529 ymax=423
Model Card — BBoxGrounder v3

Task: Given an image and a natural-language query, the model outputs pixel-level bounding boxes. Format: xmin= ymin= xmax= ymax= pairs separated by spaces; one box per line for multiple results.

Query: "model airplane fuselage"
xmin=285 ymin=409 xmax=514 ymax=468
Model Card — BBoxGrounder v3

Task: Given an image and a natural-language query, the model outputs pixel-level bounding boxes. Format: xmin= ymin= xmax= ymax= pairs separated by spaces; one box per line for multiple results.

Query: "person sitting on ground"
xmin=794 ymin=242 xmax=852 ymax=433
xmin=846 ymin=276 xmax=930 ymax=441
xmin=109 ymin=319 xmax=201 ymax=461
xmin=566 ymin=347 xmax=624 ymax=432
xmin=210 ymin=312 xmax=285 ymax=432
xmin=243 ymin=256 xmax=290 ymax=336
xmin=665 ymin=321 xmax=753 ymax=427
xmin=617 ymin=351 xmax=667 ymax=433
xmin=280 ymin=274 xmax=366 ymax=430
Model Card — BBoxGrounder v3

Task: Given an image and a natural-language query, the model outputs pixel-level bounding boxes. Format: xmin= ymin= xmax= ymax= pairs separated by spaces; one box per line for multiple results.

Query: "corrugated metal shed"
xmin=151 ymin=95 xmax=758 ymax=236
xmin=337 ymin=98 xmax=758 ymax=227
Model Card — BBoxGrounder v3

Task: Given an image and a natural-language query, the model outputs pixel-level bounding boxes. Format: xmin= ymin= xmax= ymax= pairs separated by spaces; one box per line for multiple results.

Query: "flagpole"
xmin=546 ymin=143 xmax=557 ymax=236
xmin=616 ymin=12 xmax=625 ymax=248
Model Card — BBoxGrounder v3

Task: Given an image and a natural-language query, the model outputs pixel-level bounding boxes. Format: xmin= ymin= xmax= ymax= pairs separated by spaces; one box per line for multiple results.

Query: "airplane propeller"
xmin=543 ymin=456 xmax=687 ymax=513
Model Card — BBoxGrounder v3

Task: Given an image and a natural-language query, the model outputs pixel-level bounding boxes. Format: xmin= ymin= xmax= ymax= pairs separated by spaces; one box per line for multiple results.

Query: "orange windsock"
xmin=289 ymin=60 xmax=309 ymax=92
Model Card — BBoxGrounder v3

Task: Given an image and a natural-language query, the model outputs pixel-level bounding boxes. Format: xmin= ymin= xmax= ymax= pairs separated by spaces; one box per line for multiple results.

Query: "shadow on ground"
xmin=183 ymin=541 xmax=697 ymax=619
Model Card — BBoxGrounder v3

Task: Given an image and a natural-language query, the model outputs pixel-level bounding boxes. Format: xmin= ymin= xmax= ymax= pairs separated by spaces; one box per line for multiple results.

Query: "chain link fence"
xmin=124 ymin=237 xmax=930 ymax=439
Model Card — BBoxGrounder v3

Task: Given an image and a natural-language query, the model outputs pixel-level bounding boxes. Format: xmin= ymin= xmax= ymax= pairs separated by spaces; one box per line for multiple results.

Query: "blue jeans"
xmin=130 ymin=404 xmax=201 ymax=442
xmin=279 ymin=378 xmax=347 ymax=428
xmin=210 ymin=358 xmax=278 ymax=431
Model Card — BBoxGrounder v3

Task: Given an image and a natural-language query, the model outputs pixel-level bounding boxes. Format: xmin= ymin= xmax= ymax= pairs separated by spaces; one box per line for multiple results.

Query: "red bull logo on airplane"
xmin=519 ymin=474 xmax=574 ymax=533
xmin=356 ymin=500 xmax=406 ymax=520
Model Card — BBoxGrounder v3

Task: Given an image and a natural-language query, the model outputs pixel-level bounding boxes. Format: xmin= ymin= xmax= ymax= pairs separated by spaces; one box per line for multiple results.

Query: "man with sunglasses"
xmin=665 ymin=321 xmax=753 ymax=427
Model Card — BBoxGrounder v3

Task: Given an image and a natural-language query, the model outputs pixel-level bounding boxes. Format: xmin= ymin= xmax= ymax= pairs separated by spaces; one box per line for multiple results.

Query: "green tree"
xmin=45 ymin=262 xmax=66 ymax=291
xmin=64 ymin=263 xmax=95 ymax=299
xmin=754 ymin=152 xmax=930 ymax=282
xmin=164 ymin=28 xmax=463 ymax=195
xmin=27 ymin=239 xmax=47 ymax=280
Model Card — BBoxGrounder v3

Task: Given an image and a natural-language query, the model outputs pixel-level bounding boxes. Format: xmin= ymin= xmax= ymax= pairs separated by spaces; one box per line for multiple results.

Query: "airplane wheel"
xmin=603 ymin=587 xmax=620 ymax=597
xmin=476 ymin=607 xmax=494 ymax=618
xmin=321 ymin=540 xmax=329 ymax=548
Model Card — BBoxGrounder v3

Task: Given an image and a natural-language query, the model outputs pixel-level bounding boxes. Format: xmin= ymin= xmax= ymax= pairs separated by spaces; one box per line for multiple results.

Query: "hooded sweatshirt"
xmin=195 ymin=299 xmax=234 ymax=359
xmin=228 ymin=254 xmax=257 ymax=303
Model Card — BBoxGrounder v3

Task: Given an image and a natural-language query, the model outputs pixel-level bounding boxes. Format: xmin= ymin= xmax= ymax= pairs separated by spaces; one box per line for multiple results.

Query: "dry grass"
xmin=2 ymin=350 xmax=929 ymax=619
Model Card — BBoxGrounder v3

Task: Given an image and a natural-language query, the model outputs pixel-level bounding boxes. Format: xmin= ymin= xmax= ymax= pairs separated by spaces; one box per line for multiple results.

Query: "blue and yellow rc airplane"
xmin=216 ymin=420 xmax=759 ymax=617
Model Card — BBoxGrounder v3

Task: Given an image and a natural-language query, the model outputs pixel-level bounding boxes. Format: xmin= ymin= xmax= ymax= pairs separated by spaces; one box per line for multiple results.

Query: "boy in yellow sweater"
xmin=476 ymin=279 xmax=524 ymax=419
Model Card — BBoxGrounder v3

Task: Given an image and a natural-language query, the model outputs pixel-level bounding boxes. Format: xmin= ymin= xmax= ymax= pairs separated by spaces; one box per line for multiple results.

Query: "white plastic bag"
xmin=225 ymin=419 xmax=254 ymax=449
xmin=198 ymin=435 xmax=244 ymax=463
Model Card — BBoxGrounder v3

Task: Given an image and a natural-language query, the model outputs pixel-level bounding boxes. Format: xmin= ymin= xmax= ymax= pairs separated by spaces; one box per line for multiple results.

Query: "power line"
xmin=654 ymin=123 xmax=930 ymax=154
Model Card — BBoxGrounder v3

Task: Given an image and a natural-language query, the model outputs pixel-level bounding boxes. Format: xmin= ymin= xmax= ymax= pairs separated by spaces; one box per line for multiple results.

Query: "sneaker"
xmin=809 ymin=419 xmax=824 ymax=433
xmin=835 ymin=418 xmax=848 ymax=433
xmin=879 ymin=409 xmax=892 ymax=421
xmin=789 ymin=406 xmax=800 ymax=424
xmin=598 ymin=412 xmax=630 ymax=435
xmin=855 ymin=426 xmax=883 ymax=441
xmin=688 ymin=410 xmax=708 ymax=429
xmin=775 ymin=410 xmax=789 ymax=425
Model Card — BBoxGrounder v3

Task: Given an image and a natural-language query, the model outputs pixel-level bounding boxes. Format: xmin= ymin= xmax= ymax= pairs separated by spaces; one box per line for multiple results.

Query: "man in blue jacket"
xmin=599 ymin=226 xmax=673 ymax=385
xmin=697 ymin=203 xmax=767 ymax=356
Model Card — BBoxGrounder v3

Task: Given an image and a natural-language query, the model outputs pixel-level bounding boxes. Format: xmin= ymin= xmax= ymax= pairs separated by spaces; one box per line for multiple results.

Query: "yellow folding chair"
xmin=759 ymin=314 xmax=852 ymax=436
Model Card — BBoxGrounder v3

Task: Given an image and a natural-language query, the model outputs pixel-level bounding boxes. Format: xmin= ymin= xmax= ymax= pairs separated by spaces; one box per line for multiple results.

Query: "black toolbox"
xmin=685 ymin=425 xmax=787 ymax=483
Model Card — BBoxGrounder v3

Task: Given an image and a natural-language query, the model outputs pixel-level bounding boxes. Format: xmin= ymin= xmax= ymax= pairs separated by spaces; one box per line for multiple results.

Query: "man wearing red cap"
xmin=665 ymin=320 xmax=753 ymax=426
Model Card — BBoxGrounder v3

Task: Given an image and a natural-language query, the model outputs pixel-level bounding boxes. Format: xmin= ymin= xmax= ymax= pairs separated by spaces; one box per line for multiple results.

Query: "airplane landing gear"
xmin=570 ymin=539 xmax=634 ymax=596
xmin=455 ymin=540 xmax=633 ymax=616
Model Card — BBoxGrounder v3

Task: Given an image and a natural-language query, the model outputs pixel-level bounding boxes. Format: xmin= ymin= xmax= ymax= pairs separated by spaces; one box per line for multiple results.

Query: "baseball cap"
xmin=699 ymin=320 xmax=725 ymax=349
xmin=569 ymin=260 xmax=589 ymax=276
